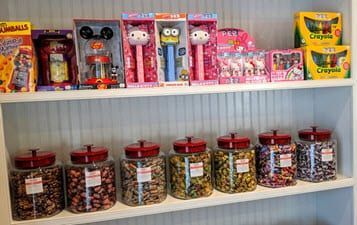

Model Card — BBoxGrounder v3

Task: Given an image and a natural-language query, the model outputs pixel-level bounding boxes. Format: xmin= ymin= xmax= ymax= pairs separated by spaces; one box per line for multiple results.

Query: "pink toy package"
xmin=217 ymin=28 xmax=256 ymax=54
xmin=188 ymin=13 xmax=218 ymax=86
xmin=242 ymin=51 xmax=269 ymax=83
xmin=217 ymin=53 xmax=244 ymax=84
xmin=267 ymin=49 xmax=304 ymax=82
xmin=122 ymin=13 xmax=158 ymax=88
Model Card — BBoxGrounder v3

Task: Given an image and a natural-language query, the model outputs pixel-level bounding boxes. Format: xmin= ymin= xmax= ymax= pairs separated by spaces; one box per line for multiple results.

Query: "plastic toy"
xmin=161 ymin=27 xmax=180 ymax=81
xmin=190 ymin=27 xmax=208 ymax=81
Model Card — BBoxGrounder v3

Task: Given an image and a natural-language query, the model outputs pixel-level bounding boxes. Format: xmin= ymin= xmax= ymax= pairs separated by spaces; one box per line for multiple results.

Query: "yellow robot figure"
xmin=160 ymin=27 xmax=180 ymax=81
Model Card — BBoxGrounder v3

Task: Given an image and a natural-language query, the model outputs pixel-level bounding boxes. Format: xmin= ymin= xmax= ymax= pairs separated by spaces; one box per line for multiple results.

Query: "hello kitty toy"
xmin=244 ymin=60 xmax=255 ymax=76
xmin=218 ymin=57 xmax=231 ymax=77
xmin=190 ymin=26 xmax=210 ymax=81
xmin=230 ymin=58 xmax=242 ymax=76
xmin=255 ymin=58 xmax=266 ymax=76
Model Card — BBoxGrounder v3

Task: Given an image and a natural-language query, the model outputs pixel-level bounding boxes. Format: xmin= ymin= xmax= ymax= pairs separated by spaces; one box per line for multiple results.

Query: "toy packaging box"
xmin=74 ymin=19 xmax=125 ymax=89
xmin=303 ymin=45 xmax=350 ymax=80
xmin=155 ymin=13 xmax=189 ymax=87
xmin=0 ymin=21 xmax=37 ymax=93
xmin=267 ymin=49 xmax=304 ymax=82
xmin=217 ymin=28 xmax=256 ymax=54
xmin=294 ymin=12 xmax=342 ymax=47
xmin=187 ymin=13 xmax=218 ymax=86
xmin=121 ymin=13 xmax=159 ymax=88
xmin=32 ymin=29 xmax=78 ymax=91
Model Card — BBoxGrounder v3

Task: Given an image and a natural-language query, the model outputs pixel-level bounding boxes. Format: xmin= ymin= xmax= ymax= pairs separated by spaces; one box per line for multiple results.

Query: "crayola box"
xmin=303 ymin=45 xmax=350 ymax=80
xmin=0 ymin=22 xmax=37 ymax=92
xmin=294 ymin=12 xmax=342 ymax=47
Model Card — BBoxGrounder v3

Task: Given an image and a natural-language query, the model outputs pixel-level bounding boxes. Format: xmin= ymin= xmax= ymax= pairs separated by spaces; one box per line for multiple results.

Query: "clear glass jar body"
xmin=10 ymin=161 xmax=64 ymax=220
xmin=214 ymin=146 xmax=257 ymax=193
xmin=169 ymin=148 xmax=213 ymax=199
xmin=256 ymin=144 xmax=297 ymax=188
xmin=66 ymin=157 xmax=116 ymax=213
xmin=296 ymin=139 xmax=337 ymax=182
xmin=120 ymin=152 xmax=167 ymax=206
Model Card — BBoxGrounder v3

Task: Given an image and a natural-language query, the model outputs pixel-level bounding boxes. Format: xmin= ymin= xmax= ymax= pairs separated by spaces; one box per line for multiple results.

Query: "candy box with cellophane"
xmin=0 ymin=22 xmax=37 ymax=92
xmin=303 ymin=45 xmax=350 ymax=80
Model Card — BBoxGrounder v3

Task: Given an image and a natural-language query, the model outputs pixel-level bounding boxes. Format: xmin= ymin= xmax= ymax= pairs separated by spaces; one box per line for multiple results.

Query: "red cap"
xmin=15 ymin=148 xmax=56 ymax=169
xmin=173 ymin=136 xmax=206 ymax=153
xmin=70 ymin=144 xmax=108 ymax=164
xmin=217 ymin=132 xmax=250 ymax=149
xmin=259 ymin=130 xmax=291 ymax=145
xmin=299 ymin=126 xmax=331 ymax=142
xmin=86 ymin=55 xmax=111 ymax=64
xmin=125 ymin=140 xmax=160 ymax=158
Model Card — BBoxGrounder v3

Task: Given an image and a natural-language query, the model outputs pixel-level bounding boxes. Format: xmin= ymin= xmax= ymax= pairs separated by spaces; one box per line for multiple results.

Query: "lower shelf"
xmin=11 ymin=175 xmax=354 ymax=225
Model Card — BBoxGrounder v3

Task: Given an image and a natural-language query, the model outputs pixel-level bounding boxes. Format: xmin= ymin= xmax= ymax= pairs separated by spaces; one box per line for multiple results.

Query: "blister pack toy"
xmin=217 ymin=28 xmax=256 ymax=54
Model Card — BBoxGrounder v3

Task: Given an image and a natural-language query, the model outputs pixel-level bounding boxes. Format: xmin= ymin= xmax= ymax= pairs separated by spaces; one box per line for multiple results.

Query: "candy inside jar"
xmin=121 ymin=140 xmax=167 ymax=206
xmin=297 ymin=126 xmax=337 ymax=182
xmin=256 ymin=130 xmax=297 ymax=188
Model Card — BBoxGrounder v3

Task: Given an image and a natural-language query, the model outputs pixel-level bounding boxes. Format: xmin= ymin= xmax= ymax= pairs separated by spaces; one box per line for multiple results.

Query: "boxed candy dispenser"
xmin=267 ymin=49 xmax=304 ymax=82
xmin=74 ymin=19 xmax=125 ymax=89
xmin=0 ymin=21 xmax=37 ymax=92
xmin=242 ymin=51 xmax=269 ymax=83
xmin=294 ymin=12 xmax=342 ymax=47
xmin=303 ymin=45 xmax=350 ymax=79
xmin=122 ymin=13 xmax=159 ymax=88
xmin=32 ymin=30 xmax=78 ymax=91
xmin=155 ymin=13 xmax=189 ymax=87
xmin=187 ymin=13 xmax=218 ymax=86
xmin=217 ymin=28 xmax=256 ymax=54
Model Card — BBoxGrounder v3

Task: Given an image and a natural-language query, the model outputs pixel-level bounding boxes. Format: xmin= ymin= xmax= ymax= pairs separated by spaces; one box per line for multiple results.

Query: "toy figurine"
xmin=189 ymin=26 xmax=210 ymax=80
xmin=244 ymin=60 xmax=254 ymax=76
xmin=10 ymin=47 xmax=32 ymax=91
xmin=160 ymin=27 xmax=180 ymax=81
xmin=255 ymin=58 xmax=266 ymax=76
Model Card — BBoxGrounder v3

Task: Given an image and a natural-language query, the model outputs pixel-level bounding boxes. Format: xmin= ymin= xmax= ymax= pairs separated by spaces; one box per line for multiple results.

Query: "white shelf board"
xmin=0 ymin=79 xmax=354 ymax=103
xmin=11 ymin=176 xmax=354 ymax=225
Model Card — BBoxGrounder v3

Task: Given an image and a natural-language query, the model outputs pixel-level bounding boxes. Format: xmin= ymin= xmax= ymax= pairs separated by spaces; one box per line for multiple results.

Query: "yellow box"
xmin=303 ymin=45 xmax=350 ymax=80
xmin=0 ymin=21 xmax=37 ymax=92
xmin=294 ymin=12 xmax=342 ymax=47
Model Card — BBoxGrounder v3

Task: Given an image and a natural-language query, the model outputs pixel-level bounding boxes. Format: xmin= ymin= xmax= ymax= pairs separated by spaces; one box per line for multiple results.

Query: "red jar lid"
xmin=70 ymin=144 xmax=108 ymax=164
xmin=125 ymin=140 xmax=160 ymax=158
xmin=299 ymin=126 xmax=331 ymax=141
xmin=173 ymin=136 xmax=207 ymax=153
xmin=217 ymin=132 xmax=250 ymax=149
xmin=86 ymin=55 xmax=111 ymax=64
xmin=15 ymin=148 xmax=56 ymax=169
xmin=259 ymin=130 xmax=291 ymax=145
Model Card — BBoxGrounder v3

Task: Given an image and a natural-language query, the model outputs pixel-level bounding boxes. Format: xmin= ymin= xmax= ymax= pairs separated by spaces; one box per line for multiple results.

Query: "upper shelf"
xmin=0 ymin=79 xmax=354 ymax=103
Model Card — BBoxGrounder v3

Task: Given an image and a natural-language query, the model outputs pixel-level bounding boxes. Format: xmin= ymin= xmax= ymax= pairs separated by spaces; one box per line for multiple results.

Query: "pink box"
xmin=217 ymin=28 xmax=256 ymax=54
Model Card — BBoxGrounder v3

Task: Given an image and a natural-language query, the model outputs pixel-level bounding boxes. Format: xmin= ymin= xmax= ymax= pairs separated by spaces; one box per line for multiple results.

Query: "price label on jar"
xmin=85 ymin=170 xmax=101 ymax=187
xmin=25 ymin=177 xmax=43 ymax=194
xmin=321 ymin=148 xmax=334 ymax=162
xmin=280 ymin=154 xmax=292 ymax=167
xmin=236 ymin=159 xmax=249 ymax=173
xmin=137 ymin=167 xmax=152 ymax=182
xmin=190 ymin=162 xmax=203 ymax=177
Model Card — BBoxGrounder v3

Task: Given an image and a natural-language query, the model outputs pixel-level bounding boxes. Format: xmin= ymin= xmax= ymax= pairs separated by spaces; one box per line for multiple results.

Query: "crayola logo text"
xmin=317 ymin=67 xmax=341 ymax=74
xmin=310 ymin=33 xmax=333 ymax=40
xmin=0 ymin=23 xmax=29 ymax=34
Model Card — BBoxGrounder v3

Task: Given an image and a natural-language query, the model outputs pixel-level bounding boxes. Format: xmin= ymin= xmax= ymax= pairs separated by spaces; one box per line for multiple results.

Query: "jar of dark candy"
xmin=10 ymin=148 xmax=64 ymax=220
xmin=256 ymin=130 xmax=297 ymax=188
xmin=296 ymin=126 xmax=337 ymax=182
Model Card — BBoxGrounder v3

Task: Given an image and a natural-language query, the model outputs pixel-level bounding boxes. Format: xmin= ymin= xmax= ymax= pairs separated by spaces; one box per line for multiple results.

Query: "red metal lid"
xmin=70 ymin=144 xmax=108 ymax=164
xmin=125 ymin=140 xmax=160 ymax=158
xmin=173 ymin=136 xmax=207 ymax=153
xmin=259 ymin=130 xmax=291 ymax=145
xmin=217 ymin=132 xmax=250 ymax=149
xmin=86 ymin=55 xmax=111 ymax=64
xmin=15 ymin=148 xmax=56 ymax=169
xmin=299 ymin=126 xmax=331 ymax=141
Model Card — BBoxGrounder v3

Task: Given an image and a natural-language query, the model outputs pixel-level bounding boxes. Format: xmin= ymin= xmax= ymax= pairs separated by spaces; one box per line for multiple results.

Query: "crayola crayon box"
xmin=303 ymin=45 xmax=350 ymax=80
xmin=0 ymin=22 xmax=37 ymax=92
xmin=294 ymin=12 xmax=342 ymax=47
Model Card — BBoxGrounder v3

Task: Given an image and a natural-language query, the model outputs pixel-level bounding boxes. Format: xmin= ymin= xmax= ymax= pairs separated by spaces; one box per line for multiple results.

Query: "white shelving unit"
xmin=0 ymin=0 xmax=356 ymax=225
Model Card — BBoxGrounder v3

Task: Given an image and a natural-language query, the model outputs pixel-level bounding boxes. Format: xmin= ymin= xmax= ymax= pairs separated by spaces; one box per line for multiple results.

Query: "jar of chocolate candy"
xmin=121 ymin=140 xmax=167 ymax=206
xmin=256 ymin=130 xmax=297 ymax=188
xmin=296 ymin=126 xmax=337 ymax=182
xmin=214 ymin=133 xmax=257 ymax=193
xmin=66 ymin=144 xmax=116 ymax=213
xmin=10 ymin=148 xmax=64 ymax=220
xmin=169 ymin=136 xmax=213 ymax=199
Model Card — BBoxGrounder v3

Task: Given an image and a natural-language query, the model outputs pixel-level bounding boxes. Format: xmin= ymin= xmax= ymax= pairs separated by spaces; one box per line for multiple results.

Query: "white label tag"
xmin=190 ymin=162 xmax=204 ymax=177
xmin=85 ymin=170 xmax=101 ymax=188
xmin=280 ymin=154 xmax=292 ymax=167
xmin=236 ymin=159 xmax=249 ymax=173
xmin=321 ymin=148 xmax=333 ymax=162
xmin=25 ymin=177 xmax=43 ymax=194
xmin=137 ymin=167 xmax=152 ymax=182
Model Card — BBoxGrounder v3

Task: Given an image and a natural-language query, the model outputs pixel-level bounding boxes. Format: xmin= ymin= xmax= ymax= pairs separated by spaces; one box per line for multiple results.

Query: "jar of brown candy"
xmin=296 ymin=126 xmax=337 ymax=182
xmin=214 ymin=133 xmax=257 ymax=193
xmin=66 ymin=144 xmax=116 ymax=213
xmin=10 ymin=148 xmax=64 ymax=220
xmin=121 ymin=140 xmax=167 ymax=206
xmin=256 ymin=130 xmax=297 ymax=188
xmin=169 ymin=136 xmax=213 ymax=200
